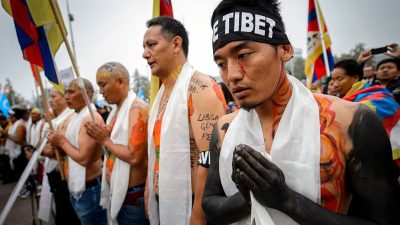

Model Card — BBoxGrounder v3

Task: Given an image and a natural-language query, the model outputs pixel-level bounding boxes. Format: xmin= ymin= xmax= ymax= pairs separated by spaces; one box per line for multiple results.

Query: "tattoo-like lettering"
xmin=190 ymin=138 xmax=198 ymax=170
xmin=197 ymin=114 xmax=219 ymax=122
xmin=191 ymin=77 xmax=209 ymax=90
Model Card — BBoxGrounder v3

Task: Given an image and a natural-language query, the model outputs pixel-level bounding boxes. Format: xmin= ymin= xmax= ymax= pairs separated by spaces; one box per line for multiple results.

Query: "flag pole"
xmin=314 ymin=0 xmax=331 ymax=78
xmin=48 ymin=0 xmax=93 ymax=115
xmin=48 ymin=0 xmax=109 ymax=157
xmin=149 ymin=0 xmax=161 ymax=109
xmin=34 ymin=65 xmax=65 ymax=180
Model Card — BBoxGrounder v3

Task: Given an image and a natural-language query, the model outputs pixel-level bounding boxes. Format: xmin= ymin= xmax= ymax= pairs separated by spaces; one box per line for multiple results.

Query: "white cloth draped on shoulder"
xmin=29 ymin=119 xmax=44 ymax=148
xmin=65 ymin=105 xmax=94 ymax=199
xmin=147 ymin=62 xmax=194 ymax=225
xmin=219 ymin=75 xmax=321 ymax=225
xmin=43 ymin=108 xmax=75 ymax=173
xmin=5 ymin=119 xmax=24 ymax=168
xmin=38 ymin=108 xmax=75 ymax=222
xmin=100 ymin=91 xmax=136 ymax=225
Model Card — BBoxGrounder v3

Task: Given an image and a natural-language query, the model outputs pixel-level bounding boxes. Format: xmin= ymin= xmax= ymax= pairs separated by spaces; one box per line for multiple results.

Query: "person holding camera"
xmin=376 ymin=58 xmax=400 ymax=104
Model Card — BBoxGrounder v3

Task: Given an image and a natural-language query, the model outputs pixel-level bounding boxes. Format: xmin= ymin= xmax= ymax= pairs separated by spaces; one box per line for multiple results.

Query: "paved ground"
xmin=0 ymin=181 xmax=54 ymax=225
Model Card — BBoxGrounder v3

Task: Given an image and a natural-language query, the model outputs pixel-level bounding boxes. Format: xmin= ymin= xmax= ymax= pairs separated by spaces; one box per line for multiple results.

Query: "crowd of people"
xmin=0 ymin=0 xmax=399 ymax=225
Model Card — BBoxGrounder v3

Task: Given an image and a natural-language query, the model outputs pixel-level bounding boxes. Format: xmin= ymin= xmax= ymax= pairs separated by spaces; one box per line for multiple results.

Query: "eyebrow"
xmin=214 ymin=41 xmax=252 ymax=61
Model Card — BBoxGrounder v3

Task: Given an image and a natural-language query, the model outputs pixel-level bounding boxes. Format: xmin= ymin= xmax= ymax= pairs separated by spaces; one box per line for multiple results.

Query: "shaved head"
xmin=96 ymin=62 xmax=130 ymax=84
xmin=69 ymin=77 xmax=95 ymax=100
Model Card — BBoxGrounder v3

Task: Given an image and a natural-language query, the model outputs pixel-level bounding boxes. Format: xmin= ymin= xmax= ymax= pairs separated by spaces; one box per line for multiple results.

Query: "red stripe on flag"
xmin=160 ymin=0 xmax=173 ymax=17
xmin=10 ymin=0 xmax=37 ymax=41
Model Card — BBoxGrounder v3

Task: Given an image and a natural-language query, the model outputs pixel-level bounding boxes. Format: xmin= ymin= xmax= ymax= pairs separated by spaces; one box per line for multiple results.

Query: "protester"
xmin=331 ymin=59 xmax=400 ymax=168
xmin=142 ymin=16 xmax=227 ymax=224
xmin=4 ymin=107 xmax=27 ymax=182
xmin=95 ymin=104 xmax=110 ymax=123
xmin=19 ymin=107 xmax=45 ymax=198
xmin=42 ymin=87 xmax=81 ymax=225
xmin=362 ymin=63 xmax=379 ymax=85
xmin=85 ymin=62 xmax=149 ymax=225
xmin=26 ymin=108 xmax=44 ymax=150
xmin=47 ymin=78 xmax=107 ymax=225
xmin=0 ymin=115 xmax=11 ymax=182
xmin=376 ymin=58 xmax=400 ymax=104
xmin=202 ymin=1 xmax=400 ymax=225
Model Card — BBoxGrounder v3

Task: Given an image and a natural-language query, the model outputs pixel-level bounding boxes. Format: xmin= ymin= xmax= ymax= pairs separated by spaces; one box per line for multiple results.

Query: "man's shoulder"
xmin=189 ymin=71 xmax=217 ymax=94
xmin=130 ymin=97 xmax=149 ymax=113
xmin=216 ymin=111 xmax=239 ymax=141
xmin=313 ymin=93 xmax=359 ymax=128
xmin=83 ymin=110 xmax=104 ymax=125
xmin=387 ymin=78 xmax=400 ymax=90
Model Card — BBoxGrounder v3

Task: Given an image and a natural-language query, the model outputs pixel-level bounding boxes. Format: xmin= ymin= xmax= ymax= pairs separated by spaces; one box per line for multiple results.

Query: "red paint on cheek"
xmin=238 ymin=61 xmax=245 ymax=73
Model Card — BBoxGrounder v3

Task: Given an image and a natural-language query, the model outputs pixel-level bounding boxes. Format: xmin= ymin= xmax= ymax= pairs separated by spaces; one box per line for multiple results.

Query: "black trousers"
xmin=47 ymin=170 xmax=81 ymax=225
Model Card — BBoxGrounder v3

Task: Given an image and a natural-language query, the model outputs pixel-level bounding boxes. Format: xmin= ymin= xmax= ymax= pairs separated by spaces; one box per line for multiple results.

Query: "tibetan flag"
xmin=2 ymin=0 xmax=65 ymax=93
xmin=344 ymin=80 xmax=400 ymax=166
xmin=150 ymin=0 xmax=173 ymax=108
xmin=305 ymin=0 xmax=334 ymax=88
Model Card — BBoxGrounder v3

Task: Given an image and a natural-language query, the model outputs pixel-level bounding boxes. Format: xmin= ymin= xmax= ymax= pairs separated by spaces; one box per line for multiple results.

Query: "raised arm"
xmin=233 ymin=105 xmax=400 ymax=225
xmin=202 ymin=122 xmax=250 ymax=224
xmin=189 ymin=74 xmax=227 ymax=225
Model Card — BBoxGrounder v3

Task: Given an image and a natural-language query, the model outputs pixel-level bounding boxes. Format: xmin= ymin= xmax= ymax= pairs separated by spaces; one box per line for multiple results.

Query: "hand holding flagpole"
xmin=34 ymin=65 xmax=66 ymax=180
xmin=48 ymin=0 xmax=109 ymax=156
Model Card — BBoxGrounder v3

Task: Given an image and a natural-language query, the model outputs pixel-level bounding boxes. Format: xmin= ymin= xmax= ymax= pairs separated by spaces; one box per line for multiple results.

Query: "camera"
xmin=370 ymin=46 xmax=388 ymax=55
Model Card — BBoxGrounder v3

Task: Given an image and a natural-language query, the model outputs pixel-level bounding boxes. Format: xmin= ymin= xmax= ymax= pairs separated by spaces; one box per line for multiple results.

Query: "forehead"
xmin=331 ymin=67 xmax=347 ymax=78
xmin=144 ymin=25 xmax=165 ymax=41
xmin=378 ymin=62 xmax=397 ymax=69
xmin=96 ymin=69 xmax=113 ymax=81
xmin=67 ymin=82 xmax=80 ymax=92
xmin=50 ymin=88 xmax=62 ymax=96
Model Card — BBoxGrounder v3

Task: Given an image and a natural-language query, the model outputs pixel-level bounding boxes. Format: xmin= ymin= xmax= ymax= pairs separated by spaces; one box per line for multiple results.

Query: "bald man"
xmin=47 ymin=78 xmax=107 ymax=225
xmin=86 ymin=62 xmax=149 ymax=225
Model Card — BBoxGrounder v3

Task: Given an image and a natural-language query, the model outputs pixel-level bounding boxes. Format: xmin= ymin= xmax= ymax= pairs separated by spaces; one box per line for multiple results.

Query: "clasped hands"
xmin=231 ymin=144 xmax=293 ymax=211
xmin=84 ymin=121 xmax=112 ymax=144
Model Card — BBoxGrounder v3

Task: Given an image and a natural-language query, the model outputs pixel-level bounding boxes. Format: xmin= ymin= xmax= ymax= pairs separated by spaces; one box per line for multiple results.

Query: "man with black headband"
xmin=202 ymin=0 xmax=400 ymax=225
xmin=142 ymin=16 xmax=226 ymax=224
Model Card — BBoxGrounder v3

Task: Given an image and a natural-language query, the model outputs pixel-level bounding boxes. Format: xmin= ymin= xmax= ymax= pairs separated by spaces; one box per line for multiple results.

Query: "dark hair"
xmin=211 ymin=0 xmax=285 ymax=32
xmin=377 ymin=58 xmax=400 ymax=70
xmin=146 ymin=16 xmax=189 ymax=57
xmin=333 ymin=59 xmax=363 ymax=81
xmin=13 ymin=108 xmax=27 ymax=120
xmin=0 ymin=115 xmax=6 ymax=121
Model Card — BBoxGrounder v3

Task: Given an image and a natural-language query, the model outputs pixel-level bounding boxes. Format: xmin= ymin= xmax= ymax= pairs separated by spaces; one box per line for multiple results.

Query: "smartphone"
xmin=371 ymin=46 xmax=388 ymax=55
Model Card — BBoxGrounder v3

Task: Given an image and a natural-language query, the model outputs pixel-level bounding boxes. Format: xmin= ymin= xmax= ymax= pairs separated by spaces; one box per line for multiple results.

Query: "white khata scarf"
xmin=100 ymin=90 xmax=136 ymax=225
xmin=29 ymin=119 xmax=44 ymax=148
xmin=43 ymin=108 xmax=75 ymax=173
xmin=65 ymin=105 xmax=93 ymax=199
xmin=148 ymin=62 xmax=194 ymax=225
xmin=219 ymin=75 xmax=321 ymax=225
xmin=5 ymin=119 xmax=24 ymax=165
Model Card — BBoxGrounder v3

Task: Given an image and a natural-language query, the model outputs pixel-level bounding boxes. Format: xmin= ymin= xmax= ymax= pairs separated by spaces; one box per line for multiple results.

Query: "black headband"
xmin=212 ymin=7 xmax=290 ymax=53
